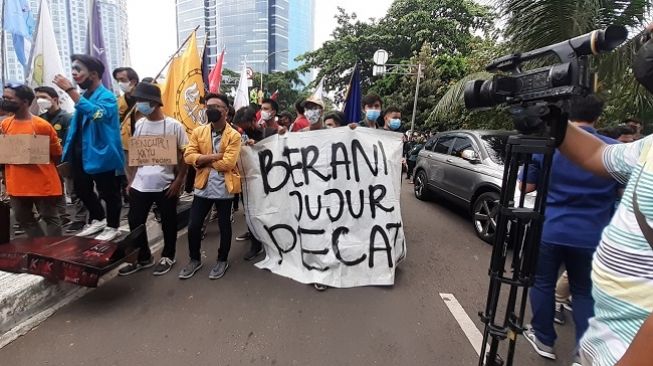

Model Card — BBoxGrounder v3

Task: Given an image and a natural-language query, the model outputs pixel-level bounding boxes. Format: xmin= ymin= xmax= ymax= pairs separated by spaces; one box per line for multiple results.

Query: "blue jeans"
xmin=529 ymin=242 xmax=595 ymax=347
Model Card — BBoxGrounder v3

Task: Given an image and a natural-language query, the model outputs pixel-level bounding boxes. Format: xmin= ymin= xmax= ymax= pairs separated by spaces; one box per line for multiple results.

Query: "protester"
xmin=555 ymin=25 xmax=653 ymax=365
xmin=180 ymin=94 xmax=241 ymax=280
xmin=259 ymin=98 xmax=279 ymax=129
xmin=55 ymin=54 xmax=125 ymax=242
xmin=1 ymin=84 xmax=63 ymax=237
xmin=299 ymin=96 xmax=325 ymax=131
xmin=290 ymin=99 xmax=309 ymax=132
xmin=598 ymin=124 xmax=636 ymax=143
xmin=233 ymin=106 xmax=279 ymax=255
xmin=382 ymin=106 xmax=402 ymax=131
xmin=406 ymin=136 xmax=425 ymax=182
xmin=113 ymin=67 xmax=140 ymax=206
xmin=34 ymin=86 xmax=74 ymax=228
xmin=118 ymin=82 xmax=188 ymax=276
xmin=359 ymin=93 xmax=383 ymax=128
xmin=623 ymin=117 xmax=644 ymax=140
xmin=324 ymin=111 xmax=345 ymax=128
xmin=520 ymin=95 xmax=621 ymax=363
xmin=278 ymin=111 xmax=293 ymax=129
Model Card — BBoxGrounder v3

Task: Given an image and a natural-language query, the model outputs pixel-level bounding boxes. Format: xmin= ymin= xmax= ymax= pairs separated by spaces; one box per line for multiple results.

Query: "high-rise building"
xmin=175 ymin=0 xmax=315 ymax=74
xmin=2 ymin=0 xmax=130 ymax=88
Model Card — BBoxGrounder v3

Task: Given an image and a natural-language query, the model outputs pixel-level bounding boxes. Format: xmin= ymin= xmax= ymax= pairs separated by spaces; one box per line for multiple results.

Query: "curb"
xmin=0 ymin=217 xmax=181 ymax=349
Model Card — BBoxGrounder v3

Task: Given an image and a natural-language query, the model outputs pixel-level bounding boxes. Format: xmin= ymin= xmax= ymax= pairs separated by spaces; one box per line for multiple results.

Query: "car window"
xmin=481 ymin=134 xmax=510 ymax=165
xmin=424 ymin=137 xmax=437 ymax=151
xmin=433 ymin=136 xmax=455 ymax=154
xmin=451 ymin=136 xmax=475 ymax=157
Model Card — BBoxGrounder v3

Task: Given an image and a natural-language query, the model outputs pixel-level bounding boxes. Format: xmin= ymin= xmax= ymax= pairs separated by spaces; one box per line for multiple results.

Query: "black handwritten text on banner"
xmin=239 ymin=128 xmax=406 ymax=288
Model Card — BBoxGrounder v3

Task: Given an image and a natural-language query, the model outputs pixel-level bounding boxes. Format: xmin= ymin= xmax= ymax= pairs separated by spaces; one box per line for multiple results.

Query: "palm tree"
xmin=431 ymin=0 xmax=652 ymax=124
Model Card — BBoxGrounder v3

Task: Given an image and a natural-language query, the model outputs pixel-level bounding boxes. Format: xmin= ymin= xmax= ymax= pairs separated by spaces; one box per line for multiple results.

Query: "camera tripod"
xmin=477 ymin=103 xmax=567 ymax=366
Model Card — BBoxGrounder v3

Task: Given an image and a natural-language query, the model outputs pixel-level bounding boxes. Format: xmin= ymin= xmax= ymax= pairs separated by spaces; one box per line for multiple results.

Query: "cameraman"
xmin=558 ymin=24 xmax=653 ymax=366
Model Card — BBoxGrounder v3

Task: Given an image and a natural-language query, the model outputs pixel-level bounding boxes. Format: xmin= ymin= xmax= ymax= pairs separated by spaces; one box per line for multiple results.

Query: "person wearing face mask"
xmin=180 ymin=94 xmax=241 ymax=280
xmin=382 ymin=106 xmax=402 ymax=131
xmin=359 ymin=94 xmax=383 ymax=128
xmin=113 ymin=67 xmax=140 ymax=205
xmin=258 ymin=98 xmax=279 ymax=129
xmin=54 ymin=54 xmax=125 ymax=242
xmin=118 ymin=82 xmax=188 ymax=276
xmin=299 ymin=95 xmax=325 ymax=132
xmin=1 ymin=83 xmax=63 ymax=238
xmin=34 ymin=86 xmax=77 ymax=229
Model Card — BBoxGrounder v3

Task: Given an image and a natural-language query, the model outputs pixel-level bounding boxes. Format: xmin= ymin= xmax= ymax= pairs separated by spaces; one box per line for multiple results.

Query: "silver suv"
xmin=413 ymin=130 xmax=516 ymax=244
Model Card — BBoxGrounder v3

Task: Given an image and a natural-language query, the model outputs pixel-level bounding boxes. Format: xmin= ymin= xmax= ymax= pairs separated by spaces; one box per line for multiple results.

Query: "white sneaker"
xmin=94 ymin=227 xmax=121 ymax=242
xmin=75 ymin=219 xmax=107 ymax=237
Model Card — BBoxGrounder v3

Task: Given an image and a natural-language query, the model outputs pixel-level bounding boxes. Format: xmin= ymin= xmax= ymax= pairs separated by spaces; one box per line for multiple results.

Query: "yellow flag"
xmin=162 ymin=32 xmax=206 ymax=134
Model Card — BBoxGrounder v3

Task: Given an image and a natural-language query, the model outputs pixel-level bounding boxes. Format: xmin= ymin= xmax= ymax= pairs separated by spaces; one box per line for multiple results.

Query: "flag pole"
xmin=121 ymin=25 xmax=200 ymax=124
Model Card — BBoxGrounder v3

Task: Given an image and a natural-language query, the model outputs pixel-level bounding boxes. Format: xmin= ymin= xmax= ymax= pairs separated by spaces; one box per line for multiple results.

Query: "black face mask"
xmin=1 ymin=100 xmax=20 ymax=113
xmin=77 ymin=78 xmax=93 ymax=90
xmin=206 ymin=109 xmax=222 ymax=123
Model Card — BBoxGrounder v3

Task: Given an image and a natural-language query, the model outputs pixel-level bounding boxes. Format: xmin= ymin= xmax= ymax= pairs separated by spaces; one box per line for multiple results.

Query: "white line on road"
xmin=440 ymin=293 xmax=485 ymax=356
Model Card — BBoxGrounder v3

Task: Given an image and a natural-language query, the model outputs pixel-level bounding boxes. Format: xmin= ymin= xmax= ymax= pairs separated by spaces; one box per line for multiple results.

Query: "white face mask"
xmin=36 ymin=98 xmax=53 ymax=111
xmin=305 ymin=108 xmax=322 ymax=125
xmin=119 ymin=81 xmax=132 ymax=93
xmin=261 ymin=110 xmax=273 ymax=121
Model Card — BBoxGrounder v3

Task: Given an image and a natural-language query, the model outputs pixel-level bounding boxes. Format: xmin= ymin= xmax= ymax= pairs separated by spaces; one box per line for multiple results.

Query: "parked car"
xmin=413 ymin=130 xmax=517 ymax=244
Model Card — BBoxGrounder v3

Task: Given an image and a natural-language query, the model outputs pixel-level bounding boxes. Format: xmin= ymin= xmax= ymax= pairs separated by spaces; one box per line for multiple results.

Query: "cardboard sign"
xmin=128 ymin=136 xmax=178 ymax=166
xmin=0 ymin=134 xmax=50 ymax=164
xmin=238 ymin=128 xmax=407 ymax=288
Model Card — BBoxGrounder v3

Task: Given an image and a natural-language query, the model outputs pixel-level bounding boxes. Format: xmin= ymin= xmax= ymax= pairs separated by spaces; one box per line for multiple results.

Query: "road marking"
xmin=440 ymin=293 xmax=485 ymax=356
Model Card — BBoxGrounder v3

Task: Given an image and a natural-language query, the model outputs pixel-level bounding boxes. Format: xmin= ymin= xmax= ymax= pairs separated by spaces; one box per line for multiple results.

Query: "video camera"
xmin=464 ymin=25 xmax=628 ymax=110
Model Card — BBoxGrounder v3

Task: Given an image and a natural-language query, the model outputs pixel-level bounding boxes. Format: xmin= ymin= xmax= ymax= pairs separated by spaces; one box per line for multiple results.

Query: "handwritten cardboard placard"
xmin=128 ymin=136 xmax=178 ymax=166
xmin=238 ymin=128 xmax=406 ymax=288
xmin=0 ymin=134 xmax=50 ymax=164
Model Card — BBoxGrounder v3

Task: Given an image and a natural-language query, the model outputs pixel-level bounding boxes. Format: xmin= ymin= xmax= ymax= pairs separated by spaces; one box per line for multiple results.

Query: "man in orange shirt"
xmin=1 ymin=84 xmax=63 ymax=237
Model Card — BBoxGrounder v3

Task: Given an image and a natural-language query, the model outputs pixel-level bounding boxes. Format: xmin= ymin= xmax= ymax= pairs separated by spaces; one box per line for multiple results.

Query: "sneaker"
xmin=118 ymin=257 xmax=155 ymax=276
xmin=153 ymin=257 xmax=176 ymax=276
xmin=178 ymin=260 xmax=203 ymax=279
xmin=554 ymin=303 xmax=566 ymax=325
xmin=523 ymin=326 xmax=556 ymax=360
xmin=236 ymin=231 xmax=251 ymax=241
xmin=244 ymin=246 xmax=263 ymax=261
xmin=208 ymin=261 xmax=229 ymax=280
xmin=76 ymin=219 xmax=107 ymax=237
xmin=313 ymin=283 xmax=328 ymax=291
xmin=65 ymin=221 xmax=86 ymax=233
xmin=95 ymin=227 xmax=121 ymax=242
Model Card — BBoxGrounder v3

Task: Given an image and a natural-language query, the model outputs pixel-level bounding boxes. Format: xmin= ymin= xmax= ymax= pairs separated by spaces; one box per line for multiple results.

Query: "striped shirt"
xmin=580 ymin=135 xmax=653 ymax=365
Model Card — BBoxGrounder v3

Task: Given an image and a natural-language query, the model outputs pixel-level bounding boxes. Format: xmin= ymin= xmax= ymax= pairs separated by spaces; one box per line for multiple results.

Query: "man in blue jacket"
xmin=54 ymin=54 xmax=125 ymax=242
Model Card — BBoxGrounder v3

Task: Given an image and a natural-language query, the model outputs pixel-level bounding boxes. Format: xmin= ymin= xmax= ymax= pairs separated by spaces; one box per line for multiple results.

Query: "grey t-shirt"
xmin=131 ymin=117 xmax=188 ymax=193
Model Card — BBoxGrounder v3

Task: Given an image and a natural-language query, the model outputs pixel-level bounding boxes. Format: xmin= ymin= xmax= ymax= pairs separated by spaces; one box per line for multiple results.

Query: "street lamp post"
xmin=262 ymin=49 xmax=290 ymax=90
xmin=373 ymin=49 xmax=423 ymax=134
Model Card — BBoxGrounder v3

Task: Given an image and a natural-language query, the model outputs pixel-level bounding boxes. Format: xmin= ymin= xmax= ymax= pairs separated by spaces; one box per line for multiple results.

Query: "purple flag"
xmin=87 ymin=0 xmax=112 ymax=89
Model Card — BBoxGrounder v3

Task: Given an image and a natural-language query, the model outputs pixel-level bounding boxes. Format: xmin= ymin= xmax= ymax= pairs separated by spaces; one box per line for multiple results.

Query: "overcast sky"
xmin=127 ymin=0 xmax=393 ymax=78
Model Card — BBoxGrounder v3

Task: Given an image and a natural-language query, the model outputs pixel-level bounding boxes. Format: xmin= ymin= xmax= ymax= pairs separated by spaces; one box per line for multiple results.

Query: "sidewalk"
xmin=0 ymin=209 xmax=169 ymax=349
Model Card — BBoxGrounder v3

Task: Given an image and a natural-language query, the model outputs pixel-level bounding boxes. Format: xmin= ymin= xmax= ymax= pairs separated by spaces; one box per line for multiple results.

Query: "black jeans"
xmin=188 ymin=196 xmax=232 ymax=262
xmin=407 ymin=160 xmax=416 ymax=179
xmin=72 ymin=157 xmax=122 ymax=228
xmin=128 ymin=188 xmax=178 ymax=262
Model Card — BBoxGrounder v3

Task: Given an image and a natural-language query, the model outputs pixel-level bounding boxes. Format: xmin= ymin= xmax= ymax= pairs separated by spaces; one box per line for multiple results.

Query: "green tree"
xmin=297 ymin=0 xmax=493 ymax=94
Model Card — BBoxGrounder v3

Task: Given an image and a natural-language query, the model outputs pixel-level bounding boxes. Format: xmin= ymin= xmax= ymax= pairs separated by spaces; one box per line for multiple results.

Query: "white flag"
xmin=233 ymin=63 xmax=250 ymax=111
xmin=27 ymin=0 xmax=74 ymax=112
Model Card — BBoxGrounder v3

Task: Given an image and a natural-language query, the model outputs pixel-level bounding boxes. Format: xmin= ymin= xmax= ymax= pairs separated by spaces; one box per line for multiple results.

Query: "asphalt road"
xmin=0 ymin=183 xmax=576 ymax=366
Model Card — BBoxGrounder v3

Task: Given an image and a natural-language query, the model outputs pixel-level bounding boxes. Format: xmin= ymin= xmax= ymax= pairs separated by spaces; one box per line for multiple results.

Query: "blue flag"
xmin=343 ymin=63 xmax=362 ymax=124
xmin=87 ymin=0 xmax=112 ymax=89
xmin=4 ymin=0 xmax=35 ymax=69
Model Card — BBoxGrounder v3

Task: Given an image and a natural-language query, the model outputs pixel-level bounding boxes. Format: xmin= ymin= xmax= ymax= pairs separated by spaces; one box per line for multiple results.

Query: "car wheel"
xmin=414 ymin=170 xmax=430 ymax=201
xmin=472 ymin=191 xmax=500 ymax=244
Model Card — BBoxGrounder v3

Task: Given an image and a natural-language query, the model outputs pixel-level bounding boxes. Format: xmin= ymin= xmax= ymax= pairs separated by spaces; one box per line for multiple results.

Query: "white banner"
xmin=239 ymin=128 xmax=407 ymax=288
